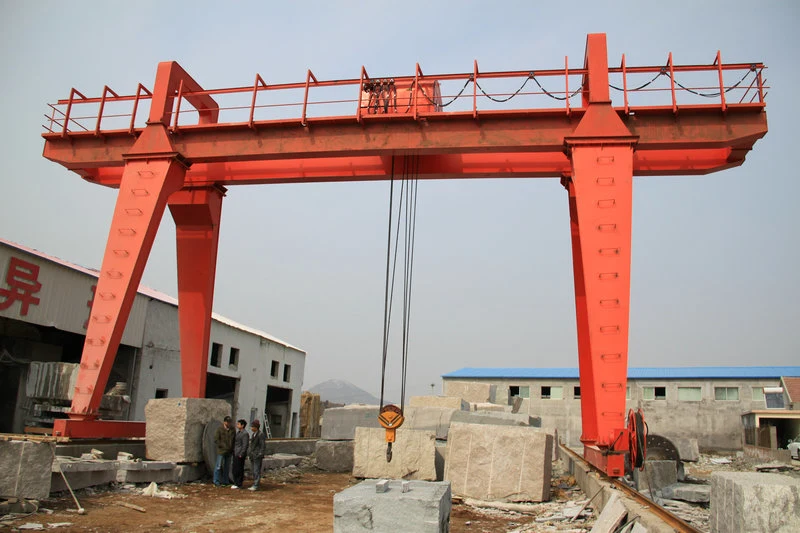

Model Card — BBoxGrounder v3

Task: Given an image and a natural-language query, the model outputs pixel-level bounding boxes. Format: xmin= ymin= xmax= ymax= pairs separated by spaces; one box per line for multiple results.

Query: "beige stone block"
xmin=409 ymin=396 xmax=469 ymax=410
xmin=472 ymin=402 xmax=508 ymax=412
xmin=445 ymin=422 xmax=553 ymax=502
xmin=353 ymin=427 xmax=437 ymax=481
xmin=145 ymin=398 xmax=231 ymax=462
xmin=444 ymin=381 xmax=496 ymax=403
xmin=403 ymin=406 xmax=458 ymax=439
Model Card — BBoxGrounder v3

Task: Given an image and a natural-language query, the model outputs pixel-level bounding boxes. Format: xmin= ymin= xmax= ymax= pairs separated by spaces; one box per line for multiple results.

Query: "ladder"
xmin=263 ymin=412 xmax=272 ymax=439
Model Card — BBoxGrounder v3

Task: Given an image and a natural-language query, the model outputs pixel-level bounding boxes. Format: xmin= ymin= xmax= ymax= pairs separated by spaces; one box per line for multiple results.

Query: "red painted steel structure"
xmin=42 ymin=34 xmax=767 ymax=475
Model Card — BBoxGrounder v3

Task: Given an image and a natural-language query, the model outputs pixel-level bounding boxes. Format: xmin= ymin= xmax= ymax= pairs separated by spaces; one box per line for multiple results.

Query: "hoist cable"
xmin=400 ymin=156 xmax=420 ymax=410
xmin=378 ymin=157 xmax=395 ymax=409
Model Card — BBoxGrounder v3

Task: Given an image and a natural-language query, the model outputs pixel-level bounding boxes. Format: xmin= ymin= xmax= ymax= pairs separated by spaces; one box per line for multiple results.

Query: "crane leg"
xmin=168 ymin=186 xmax=225 ymax=398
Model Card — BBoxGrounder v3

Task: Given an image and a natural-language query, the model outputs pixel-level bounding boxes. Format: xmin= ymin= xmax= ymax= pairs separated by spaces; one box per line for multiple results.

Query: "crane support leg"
xmin=54 ymin=132 xmax=188 ymax=438
xmin=168 ymin=186 xmax=225 ymax=398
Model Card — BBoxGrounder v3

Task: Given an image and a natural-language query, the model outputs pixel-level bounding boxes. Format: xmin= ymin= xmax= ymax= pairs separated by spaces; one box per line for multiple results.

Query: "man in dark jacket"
xmin=230 ymin=419 xmax=250 ymax=489
xmin=248 ymin=419 xmax=266 ymax=491
xmin=213 ymin=416 xmax=235 ymax=486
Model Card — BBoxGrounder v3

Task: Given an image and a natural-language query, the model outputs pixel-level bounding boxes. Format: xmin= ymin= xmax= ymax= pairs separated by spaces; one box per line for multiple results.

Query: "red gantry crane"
xmin=41 ymin=34 xmax=767 ymax=477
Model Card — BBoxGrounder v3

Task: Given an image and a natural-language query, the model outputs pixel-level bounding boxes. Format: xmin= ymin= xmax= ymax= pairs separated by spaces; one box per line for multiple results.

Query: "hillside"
xmin=307 ymin=379 xmax=382 ymax=405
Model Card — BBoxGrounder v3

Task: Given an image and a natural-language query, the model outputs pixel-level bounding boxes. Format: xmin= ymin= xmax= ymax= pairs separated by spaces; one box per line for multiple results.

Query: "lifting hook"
xmin=378 ymin=404 xmax=404 ymax=463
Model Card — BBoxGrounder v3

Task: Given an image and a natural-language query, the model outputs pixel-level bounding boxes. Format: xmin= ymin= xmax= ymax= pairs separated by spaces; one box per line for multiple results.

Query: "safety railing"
xmin=43 ymin=54 xmax=766 ymax=137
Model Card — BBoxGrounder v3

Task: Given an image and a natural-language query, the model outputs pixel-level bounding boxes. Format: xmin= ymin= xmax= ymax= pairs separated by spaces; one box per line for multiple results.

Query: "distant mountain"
xmin=308 ymin=379 xmax=382 ymax=406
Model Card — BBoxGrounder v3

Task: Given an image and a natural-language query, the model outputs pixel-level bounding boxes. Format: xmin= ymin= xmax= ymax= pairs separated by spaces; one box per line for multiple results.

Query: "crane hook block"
xmin=378 ymin=404 xmax=404 ymax=462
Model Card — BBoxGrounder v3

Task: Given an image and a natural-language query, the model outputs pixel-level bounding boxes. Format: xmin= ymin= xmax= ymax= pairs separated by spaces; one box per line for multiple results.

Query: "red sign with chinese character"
xmin=0 ymin=257 xmax=43 ymax=316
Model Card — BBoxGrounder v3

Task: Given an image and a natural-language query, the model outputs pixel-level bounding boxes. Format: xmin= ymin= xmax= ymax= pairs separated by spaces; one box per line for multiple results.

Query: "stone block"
xmin=443 ymin=381 xmax=496 ymax=403
xmin=375 ymin=479 xmax=389 ymax=493
xmin=404 ymin=407 xmax=458 ymax=440
xmin=264 ymin=438 xmax=317 ymax=456
xmin=321 ymin=405 xmax=380 ymax=441
xmin=173 ymin=463 xmax=206 ymax=483
xmin=590 ymin=493 xmax=627 ymax=533
xmin=633 ymin=460 xmax=678 ymax=493
xmin=472 ymin=402 xmax=508 ymax=412
xmin=661 ymin=482 xmax=710 ymax=503
xmin=451 ymin=409 xmax=532 ymax=427
xmin=711 ymin=472 xmax=800 ymax=533
xmin=145 ymin=397 xmax=231 ymax=463
xmin=434 ymin=440 xmax=447 ymax=482
xmin=670 ymin=437 xmax=700 ymax=462
xmin=300 ymin=392 xmax=322 ymax=438
xmin=409 ymin=396 xmax=469 ymax=410
xmin=0 ymin=440 xmax=55 ymax=500
xmin=445 ymin=422 xmax=552 ymax=502
xmin=50 ymin=459 xmax=118 ymax=492
xmin=353 ymin=428 xmax=437 ymax=481
xmin=334 ymin=479 xmax=451 ymax=533
xmin=315 ymin=440 xmax=355 ymax=473
xmin=116 ymin=461 xmax=177 ymax=483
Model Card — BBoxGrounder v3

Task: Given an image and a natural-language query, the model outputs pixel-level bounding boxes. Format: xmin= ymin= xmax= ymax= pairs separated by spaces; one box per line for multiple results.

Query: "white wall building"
xmin=0 ymin=237 xmax=305 ymax=438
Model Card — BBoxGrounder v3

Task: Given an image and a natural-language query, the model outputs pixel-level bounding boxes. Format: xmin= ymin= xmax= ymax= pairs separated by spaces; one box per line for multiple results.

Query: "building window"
xmin=752 ymin=387 xmax=765 ymax=402
xmin=270 ymin=361 xmax=279 ymax=378
xmin=541 ymin=386 xmax=563 ymax=400
xmin=283 ymin=364 xmax=292 ymax=383
xmin=210 ymin=343 xmax=222 ymax=367
xmin=573 ymin=386 xmax=581 ymax=399
xmin=272 ymin=414 xmax=282 ymax=426
xmin=643 ymin=386 xmax=666 ymax=400
xmin=228 ymin=347 xmax=239 ymax=370
xmin=678 ymin=387 xmax=702 ymax=401
xmin=509 ymin=386 xmax=530 ymax=399
xmin=715 ymin=387 xmax=739 ymax=401
xmin=155 ymin=388 xmax=168 ymax=399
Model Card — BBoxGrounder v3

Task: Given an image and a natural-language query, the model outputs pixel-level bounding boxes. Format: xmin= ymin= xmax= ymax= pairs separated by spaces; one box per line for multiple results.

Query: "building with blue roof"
xmin=441 ymin=366 xmax=800 ymax=451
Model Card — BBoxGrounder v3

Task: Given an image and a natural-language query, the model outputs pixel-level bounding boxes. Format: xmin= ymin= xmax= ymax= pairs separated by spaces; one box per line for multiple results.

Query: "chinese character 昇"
xmin=0 ymin=257 xmax=43 ymax=316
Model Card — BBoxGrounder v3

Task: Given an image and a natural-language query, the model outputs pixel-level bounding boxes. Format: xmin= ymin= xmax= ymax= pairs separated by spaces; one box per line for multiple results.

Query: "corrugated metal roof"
xmin=0 ymin=237 xmax=303 ymax=352
xmin=443 ymin=366 xmax=800 ymax=380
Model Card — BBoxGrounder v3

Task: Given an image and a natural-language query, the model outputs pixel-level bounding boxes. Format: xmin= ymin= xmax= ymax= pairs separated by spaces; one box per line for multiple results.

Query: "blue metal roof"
xmin=442 ymin=367 xmax=800 ymax=380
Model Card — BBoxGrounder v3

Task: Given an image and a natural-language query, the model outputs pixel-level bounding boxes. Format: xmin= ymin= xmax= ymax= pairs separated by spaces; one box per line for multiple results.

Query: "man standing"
xmin=231 ymin=419 xmax=250 ymax=489
xmin=248 ymin=419 xmax=266 ymax=491
xmin=213 ymin=416 xmax=235 ymax=486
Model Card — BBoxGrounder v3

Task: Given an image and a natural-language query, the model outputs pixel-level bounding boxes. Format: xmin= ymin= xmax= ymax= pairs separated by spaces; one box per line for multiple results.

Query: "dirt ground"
xmin=2 ymin=471 xmax=560 ymax=533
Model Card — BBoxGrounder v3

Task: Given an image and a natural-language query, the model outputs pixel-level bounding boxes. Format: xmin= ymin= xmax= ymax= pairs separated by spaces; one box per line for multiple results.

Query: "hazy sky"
xmin=1 ymin=1 xmax=797 ymax=402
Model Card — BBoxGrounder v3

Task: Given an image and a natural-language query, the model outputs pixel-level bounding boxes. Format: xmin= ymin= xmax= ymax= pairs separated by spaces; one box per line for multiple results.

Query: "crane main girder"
xmin=41 ymin=33 xmax=767 ymax=477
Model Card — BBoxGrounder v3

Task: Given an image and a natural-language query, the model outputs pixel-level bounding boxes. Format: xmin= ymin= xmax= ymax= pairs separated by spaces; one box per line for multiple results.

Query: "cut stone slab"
xmin=334 ymin=479 xmax=451 ymax=533
xmin=445 ymin=422 xmax=553 ymax=502
xmin=590 ymin=493 xmax=627 ymax=533
xmin=711 ymin=472 xmax=800 ymax=533
xmin=315 ymin=440 xmax=355 ymax=473
xmin=321 ymin=405 xmax=380 ymax=441
xmin=262 ymin=453 xmax=303 ymax=470
xmin=661 ymin=482 xmax=710 ymax=503
xmin=145 ymin=397 xmax=231 ymax=463
xmin=353 ymin=428 xmax=437 ymax=481
xmin=434 ymin=440 xmax=447 ymax=482
xmin=670 ymin=437 xmax=700 ymax=462
xmin=404 ymin=406 xmax=458 ymax=440
xmin=409 ymin=396 xmax=469 ymax=411
xmin=451 ymin=409 xmax=532 ymax=427
xmin=50 ymin=459 xmax=118 ymax=492
xmin=173 ymin=463 xmax=206 ymax=483
xmin=0 ymin=440 xmax=55 ymax=500
xmin=472 ymin=402 xmax=508 ymax=412
xmin=633 ymin=460 xmax=678 ymax=493
xmin=116 ymin=461 xmax=177 ymax=483
xmin=443 ymin=381 xmax=496 ymax=403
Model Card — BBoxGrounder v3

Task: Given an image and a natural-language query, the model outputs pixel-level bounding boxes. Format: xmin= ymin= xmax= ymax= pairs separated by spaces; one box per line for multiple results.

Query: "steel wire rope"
xmin=378 ymin=157 xmax=397 ymax=409
xmin=399 ymin=156 xmax=419 ymax=410
xmin=665 ymin=67 xmax=754 ymax=97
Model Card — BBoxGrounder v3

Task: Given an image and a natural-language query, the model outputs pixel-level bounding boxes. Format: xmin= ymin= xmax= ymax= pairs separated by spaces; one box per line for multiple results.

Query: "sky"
xmin=1 ymin=1 xmax=798 ymax=403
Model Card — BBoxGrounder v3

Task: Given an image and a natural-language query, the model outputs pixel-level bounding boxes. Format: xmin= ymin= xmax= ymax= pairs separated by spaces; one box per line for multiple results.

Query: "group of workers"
xmin=213 ymin=416 xmax=267 ymax=490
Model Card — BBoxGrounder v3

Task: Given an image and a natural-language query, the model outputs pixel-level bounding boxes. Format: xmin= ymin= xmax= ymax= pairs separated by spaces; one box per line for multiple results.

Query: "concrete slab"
xmin=315 ymin=440 xmax=355 ymax=473
xmin=50 ymin=459 xmax=118 ymax=492
xmin=711 ymin=472 xmax=800 ymax=533
xmin=409 ymin=396 xmax=469 ymax=410
xmin=334 ymin=479 xmax=451 ymax=533
xmin=661 ymin=482 xmax=710 ymax=503
xmin=443 ymin=381 xmax=496 ymax=403
xmin=633 ymin=460 xmax=678 ymax=493
xmin=670 ymin=437 xmax=700 ymax=462
xmin=353 ymin=428 xmax=437 ymax=481
xmin=444 ymin=422 xmax=553 ymax=502
xmin=403 ymin=406 xmax=458 ymax=439
xmin=590 ymin=493 xmax=627 ymax=533
xmin=56 ymin=441 xmax=146 ymax=460
xmin=145 ymin=398 xmax=231 ymax=463
xmin=116 ymin=461 xmax=177 ymax=483
xmin=321 ymin=405 xmax=380 ymax=441
xmin=0 ymin=440 xmax=55 ymax=500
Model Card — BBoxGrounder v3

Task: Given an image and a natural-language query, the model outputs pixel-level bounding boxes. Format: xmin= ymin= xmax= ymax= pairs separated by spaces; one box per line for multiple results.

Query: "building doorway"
xmin=206 ymin=372 xmax=239 ymax=413
xmin=266 ymin=386 xmax=293 ymax=438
